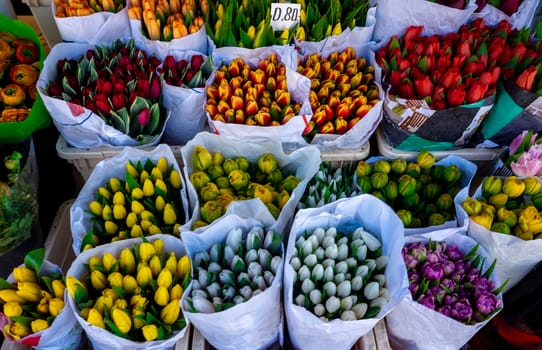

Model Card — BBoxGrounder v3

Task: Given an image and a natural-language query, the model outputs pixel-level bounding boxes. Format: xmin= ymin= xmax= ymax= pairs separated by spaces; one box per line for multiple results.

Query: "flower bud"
xmin=111 ymin=307 xmax=132 ymax=334
xmin=157 ymin=268 xmax=173 ymax=288
xmin=161 ymin=298 xmax=181 ymax=324
xmin=142 ymin=324 xmax=159 ymax=341
xmin=170 ymin=284 xmax=183 ymax=300
xmin=119 ymin=248 xmax=136 ymax=275
xmin=31 ymin=319 xmax=49 ymax=333
xmin=87 ymin=308 xmax=105 ymax=329
xmin=136 ymin=265 xmax=153 ymax=287
xmin=48 ymin=298 xmax=64 ymax=317
xmin=3 ymin=301 xmax=23 ymax=317
xmin=51 ymin=279 xmax=65 ymax=299
xmin=12 ymin=266 xmax=38 ymax=283
xmin=17 ymin=282 xmax=42 ymax=303
xmin=123 ymin=275 xmax=139 ymax=294
xmin=90 ymin=270 xmax=107 ymax=291
xmin=107 ymin=272 xmax=124 ymax=290
xmin=176 ymin=255 xmax=191 ymax=280
xmin=154 ymin=286 xmax=170 ymax=306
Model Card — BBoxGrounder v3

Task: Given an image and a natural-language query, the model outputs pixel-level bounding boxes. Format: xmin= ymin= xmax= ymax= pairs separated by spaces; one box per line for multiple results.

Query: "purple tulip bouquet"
xmin=387 ymin=230 xmax=506 ymax=350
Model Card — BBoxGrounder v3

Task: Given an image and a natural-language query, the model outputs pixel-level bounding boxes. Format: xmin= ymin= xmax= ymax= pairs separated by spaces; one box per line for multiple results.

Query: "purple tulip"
xmin=440 ymin=278 xmax=457 ymax=292
xmin=443 ymin=293 xmax=458 ymax=306
xmin=442 ymin=260 xmax=456 ymax=276
xmin=458 ymin=285 xmax=471 ymax=300
xmin=476 ymin=292 xmax=500 ymax=315
xmin=445 ymin=245 xmax=463 ymax=261
xmin=425 ymin=251 xmax=441 ymax=264
xmin=404 ymin=254 xmax=420 ymax=269
xmin=418 ymin=294 xmax=436 ymax=310
xmin=509 ymin=130 xmax=537 ymax=155
xmin=451 ymin=298 xmax=473 ymax=322
xmin=408 ymin=269 xmax=421 ymax=283
xmin=427 ymin=285 xmax=446 ymax=304
xmin=407 ymin=243 xmax=427 ymax=263
xmin=472 ymin=276 xmax=496 ymax=297
xmin=409 ymin=282 xmax=420 ymax=296
xmin=437 ymin=304 xmax=452 ymax=317
xmin=422 ymin=262 xmax=445 ymax=281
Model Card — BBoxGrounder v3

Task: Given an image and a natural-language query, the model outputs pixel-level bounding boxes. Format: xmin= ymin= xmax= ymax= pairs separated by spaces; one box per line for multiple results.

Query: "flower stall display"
xmin=479 ymin=24 xmax=542 ymax=146
xmin=455 ymin=174 xmax=542 ymax=291
xmin=0 ymin=248 xmax=83 ymax=349
xmin=0 ymin=142 xmax=38 ymax=256
xmin=38 ymin=38 xmax=168 ymax=148
xmin=127 ymin=0 xmax=208 ymax=59
xmin=66 ymin=235 xmax=190 ymax=350
xmin=159 ymin=51 xmax=214 ymax=145
xmin=372 ymin=0 xmax=477 ymax=46
xmin=284 ymin=194 xmax=408 ymax=350
xmin=386 ymin=230 xmax=505 ymax=350
xmin=53 ymin=0 xmax=131 ymax=44
xmin=355 ymin=151 xmax=477 ymax=232
xmin=181 ymin=212 xmax=282 ymax=349
xmin=0 ymin=14 xmax=50 ymax=145
xmin=375 ymin=19 xmax=504 ymax=151
xmin=182 ymin=132 xmax=320 ymax=234
xmin=70 ymin=144 xmax=188 ymax=254
xmin=472 ymin=0 xmax=539 ymax=30
xmin=296 ymin=44 xmax=383 ymax=151
xmin=205 ymin=46 xmax=312 ymax=144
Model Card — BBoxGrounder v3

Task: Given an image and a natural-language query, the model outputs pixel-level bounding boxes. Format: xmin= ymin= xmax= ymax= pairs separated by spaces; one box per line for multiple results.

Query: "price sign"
xmin=270 ymin=3 xmax=301 ymax=31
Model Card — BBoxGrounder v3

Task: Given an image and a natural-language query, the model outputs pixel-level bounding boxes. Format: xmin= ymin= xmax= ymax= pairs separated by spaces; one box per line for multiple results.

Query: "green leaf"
xmin=201 ymin=56 xmax=214 ymax=78
xmin=10 ymin=316 xmax=34 ymax=328
xmin=536 ymin=18 xmax=542 ymax=41
xmin=88 ymin=58 xmax=99 ymax=86
xmin=25 ymin=248 xmax=44 ymax=277
xmin=104 ymin=318 xmax=130 ymax=339
xmin=62 ymin=76 xmax=78 ymax=97
xmin=365 ymin=306 xmax=381 ymax=319
xmin=130 ymin=96 xmax=150 ymax=116
xmin=109 ymin=110 xmax=129 ymax=135
xmin=0 ymin=277 xmax=15 ymax=289
xmin=81 ymin=230 xmax=96 ymax=252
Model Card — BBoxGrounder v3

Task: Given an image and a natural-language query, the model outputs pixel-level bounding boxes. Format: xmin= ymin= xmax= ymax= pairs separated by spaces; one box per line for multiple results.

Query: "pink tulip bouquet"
xmin=505 ymin=130 xmax=542 ymax=177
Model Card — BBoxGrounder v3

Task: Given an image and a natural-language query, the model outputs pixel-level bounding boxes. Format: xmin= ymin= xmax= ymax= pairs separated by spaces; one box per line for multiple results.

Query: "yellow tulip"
xmin=66 ymin=276 xmax=88 ymax=300
xmin=91 ymin=270 xmax=108 ymax=290
xmin=51 ymin=279 xmax=65 ymax=299
xmin=130 ymin=295 xmax=148 ymax=308
xmin=157 ymin=157 xmax=168 ymax=175
xmin=155 ymin=178 xmax=167 ymax=194
xmin=87 ymin=308 xmax=105 ymax=329
xmin=139 ymin=242 xmax=156 ymax=262
xmin=119 ymin=248 xmax=136 ymax=274
xmin=131 ymin=200 xmax=145 ymax=215
xmin=132 ymin=187 xmax=144 ymax=200
xmin=123 ymin=275 xmax=139 ymax=294
xmin=107 ymin=272 xmax=124 ymax=289
xmin=36 ymin=298 xmax=49 ymax=314
xmin=170 ymin=284 xmax=183 ymax=300
xmin=0 ymin=289 xmax=27 ymax=304
xmin=151 ymin=167 xmax=163 ymax=181
xmin=48 ymin=298 xmax=64 ymax=317
xmin=114 ymin=298 xmax=128 ymax=310
xmin=80 ymin=307 xmax=90 ymax=320
xmin=17 ymin=282 xmax=42 ymax=303
xmin=165 ymin=252 xmax=177 ymax=275
xmin=149 ymin=255 xmax=162 ymax=277
xmin=12 ymin=266 xmax=37 ymax=283
xmin=154 ymin=286 xmax=170 ymax=306
xmin=148 ymin=224 xmax=161 ymax=235
xmin=143 ymin=179 xmax=155 ymax=197
xmin=160 ymin=298 xmax=180 ymax=324
xmin=8 ymin=322 xmax=30 ymax=338
xmin=169 ymin=170 xmax=182 ymax=189
xmin=155 ymin=195 xmax=166 ymax=212
xmin=98 ymin=187 xmax=111 ymax=201
xmin=3 ymin=301 xmax=23 ymax=317
xmin=152 ymin=238 xmax=164 ymax=256
xmin=176 ymin=255 xmax=191 ymax=280
xmin=31 ymin=319 xmax=49 ymax=333
xmin=157 ymin=268 xmax=173 ymax=288
xmin=113 ymin=191 xmax=126 ymax=206
xmin=126 ymin=162 xmax=139 ymax=179
xmin=142 ymin=324 xmax=159 ymax=341
xmin=136 ymin=265 xmax=153 ymax=287
xmin=132 ymin=307 xmax=145 ymax=329
xmin=94 ymin=295 xmax=113 ymax=314
xmin=163 ymin=204 xmax=177 ymax=225
xmin=109 ymin=177 xmax=123 ymax=192
xmin=141 ymin=210 xmax=155 ymax=221
xmin=130 ymin=224 xmax=144 ymax=238
xmin=111 ymin=307 xmax=132 ymax=334
xmin=89 ymin=200 xmax=103 ymax=217
xmin=102 ymin=204 xmax=113 ymax=221
xmin=102 ymin=252 xmax=119 ymax=272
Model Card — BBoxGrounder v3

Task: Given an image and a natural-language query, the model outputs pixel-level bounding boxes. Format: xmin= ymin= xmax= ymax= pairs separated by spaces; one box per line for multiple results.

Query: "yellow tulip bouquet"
xmin=0 ymin=248 xmax=82 ymax=349
xmin=66 ymin=235 xmax=191 ymax=350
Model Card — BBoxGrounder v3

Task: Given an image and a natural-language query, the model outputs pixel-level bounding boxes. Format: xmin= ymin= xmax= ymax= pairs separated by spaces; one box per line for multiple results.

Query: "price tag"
xmin=270 ymin=3 xmax=301 ymax=31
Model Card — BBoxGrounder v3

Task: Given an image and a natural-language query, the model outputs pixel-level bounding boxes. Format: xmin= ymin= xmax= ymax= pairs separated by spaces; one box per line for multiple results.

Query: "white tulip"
xmin=337 ymin=280 xmax=352 ymax=298
xmin=334 ymin=272 xmax=345 ymax=284
xmin=301 ymin=279 xmax=316 ymax=294
xmin=325 ymin=296 xmax=340 ymax=313
xmin=351 ymin=276 xmax=363 ymax=291
xmin=325 ymin=244 xmax=338 ymax=259
xmin=311 ymin=263 xmax=324 ymax=281
xmin=364 ymin=281 xmax=380 ymax=300
xmin=314 ymin=304 xmax=326 ymax=317
xmin=337 ymin=243 xmax=349 ymax=261
xmin=226 ymin=227 xmax=243 ymax=253
xmin=192 ymin=295 xmax=215 ymax=313
xmin=233 ymin=295 xmax=246 ymax=305
xmin=270 ymin=256 xmax=282 ymax=275
xmin=359 ymin=229 xmax=381 ymax=252
xmin=376 ymin=255 xmax=389 ymax=272
xmin=323 ymin=281 xmax=337 ymax=296
xmin=374 ymin=274 xmax=386 ymax=287
xmin=239 ymin=285 xmax=253 ymax=300
xmin=341 ymin=310 xmax=357 ymax=321
xmin=352 ymin=303 xmax=368 ymax=319
xmin=295 ymin=294 xmax=306 ymax=307
xmin=322 ymin=236 xmax=335 ymax=249
xmin=322 ymin=258 xmax=335 ymax=269
xmin=206 ymin=282 xmax=222 ymax=298
xmin=335 ymin=261 xmax=348 ymax=274
xmin=323 ymin=265 xmax=334 ymax=282
xmin=298 ymin=265 xmax=311 ymax=282
xmin=340 ymin=296 xmax=353 ymax=310
xmin=312 ymin=227 xmax=325 ymax=244
xmin=314 ymin=246 xmax=325 ymax=261
xmin=309 ymin=289 xmax=322 ymax=305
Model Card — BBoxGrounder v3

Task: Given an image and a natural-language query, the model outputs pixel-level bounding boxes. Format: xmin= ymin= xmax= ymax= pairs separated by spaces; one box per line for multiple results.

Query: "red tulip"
xmin=440 ymin=68 xmax=462 ymax=90
xmin=398 ymin=78 xmax=415 ymax=99
xmin=452 ymin=55 xmax=467 ymax=69
xmin=149 ymin=75 xmax=161 ymax=100
xmin=190 ymin=54 xmax=204 ymax=72
xmin=424 ymin=37 xmax=440 ymax=56
xmin=431 ymin=86 xmax=447 ymax=110
xmin=488 ymin=36 xmax=506 ymax=65
xmin=163 ymin=55 xmax=176 ymax=71
xmin=413 ymin=74 xmax=435 ymax=98
xmin=457 ymin=41 xmax=472 ymax=57
xmin=389 ymin=70 xmax=407 ymax=90
xmin=403 ymin=26 xmax=424 ymax=42
xmin=465 ymin=79 xmax=488 ymax=104
xmin=462 ymin=60 xmax=485 ymax=76
xmin=515 ymin=66 xmax=537 ymax=91
xmin=319 ymin=121 xmax=335 ymax=134
xmin=500 ymin=0 xmax=521 ymax=16
xmin=446 ymin=84 xmax=466 ymax=107
xmin=111 ymin=93 xmax=125 ymax=110
xmin=335 ymin=118 xmax=349 ymax=134
xmin=435 ymin=52 xmax=452 ymax=72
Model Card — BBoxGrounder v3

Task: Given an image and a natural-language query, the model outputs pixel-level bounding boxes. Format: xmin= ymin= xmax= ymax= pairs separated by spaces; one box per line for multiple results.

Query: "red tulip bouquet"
xmin=479 ymin=23 xmax=542 ymax=145
xmin=375 ymin=19 xmax=505 ymax=150
xmin=38 ymin=39 xmax=168 ymax=148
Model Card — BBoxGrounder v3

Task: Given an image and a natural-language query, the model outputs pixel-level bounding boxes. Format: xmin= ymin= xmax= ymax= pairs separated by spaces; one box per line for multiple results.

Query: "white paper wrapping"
xmin=294 ymin=7 xmax=377 ymax=56
xmin=161 ymin=50 xmax=210 ymax=145
xmin=372 ymin=0 xmax=478 ymax=48
xmin=0 ymin=261 xmax=83 ymax=350
xmin=37 ymin=42 xmax=167 ymax=148
xmin=70 ymin=144 xmax=189 ymax=254
xmin=284 ymin=194 xmax=409 ymax=350
xmin=66 ymin=235 xmax=188 ymax=350
xmin=52 ymin=3 xmax=132 ymax=44
xmin=181 ymin=213 xmax=282 ymax=350
xmin=205 ymin=45 xmax=312 ymax=144
xmin=386 ymin=229 xmax=504 ymax=350
xmin=470 ymin=0 xmax=539 ymax=30
xmin=180 ymin=132 xmax=321 ymax=235
xmin=455 ymin=185 xmax=542 ymax=292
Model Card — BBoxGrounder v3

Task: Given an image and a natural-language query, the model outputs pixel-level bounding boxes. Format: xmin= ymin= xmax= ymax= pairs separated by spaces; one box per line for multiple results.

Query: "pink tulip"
xmin=511 ymin=144 xmax=542 ymax=177
xmin=137 ymin=108 xmax=150 ymax=126
xmin=509 ymin=130 xmax=537 ymax=154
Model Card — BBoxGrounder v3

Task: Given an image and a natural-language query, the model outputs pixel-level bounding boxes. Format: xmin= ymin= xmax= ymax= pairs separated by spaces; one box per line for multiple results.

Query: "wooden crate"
xmin=1 ymin=200 xmax=392 ymax=350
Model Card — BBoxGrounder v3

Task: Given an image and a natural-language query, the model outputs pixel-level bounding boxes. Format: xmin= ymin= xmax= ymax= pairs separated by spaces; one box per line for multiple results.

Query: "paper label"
xmin=270 ymin=3 xmax=301 ymax=31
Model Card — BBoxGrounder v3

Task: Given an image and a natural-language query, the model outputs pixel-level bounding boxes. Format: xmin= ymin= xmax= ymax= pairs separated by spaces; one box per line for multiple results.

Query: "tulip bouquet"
xmin=40 ymin=39 xmax=166 ymax=147
xmin=297 ymin=46 xmax=381 ymax=144
xmin=79 ymin=155 xmax=184 ymax=251
xmin=159 ymin=52 xmax=214 ymax=144
xmin=0 ymin=248 xmax=82 ymax=349
xmin=55 ymin=0 xmax=126 ymax=17
xmin=290 ymin=225 xmax=390 ymax=321
xmin=472 ymin=0 xmax=539 ymax=31
xmin=66 ymin=235 xmax=191 ymax=349
xmin=188 ymin=145 xmax=301 ymax=227
xmin=284 ymin=194 xmax=408 ymax=350
xmin=128 ymin=0 xmax=207 ymax=41
xmin=183 ymin=226 xmax=282 ymax=313
xmin=298 ymin=161 xmax=359 ymax=209
xmin=387 ymin=232 xmax=504 ymax=350
xmin=462 ymin=174 xmax=542 ymax=239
